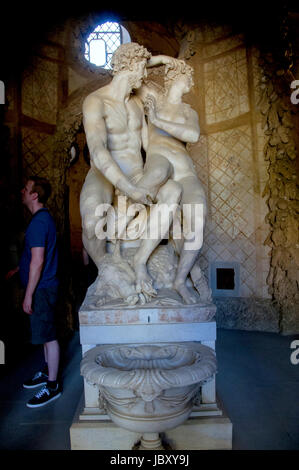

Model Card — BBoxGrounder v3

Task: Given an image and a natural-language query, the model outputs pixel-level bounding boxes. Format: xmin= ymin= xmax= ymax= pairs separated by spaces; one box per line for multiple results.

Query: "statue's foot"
xmin=96 ymin=296 xmax=108 ymax=307
xmin=135 ymin=263 xmax=157 ymax=298
xmin=174 ymin=281 xmax=198 ymax=304
xmin=125 ymin=294 xmax=139 ymax=306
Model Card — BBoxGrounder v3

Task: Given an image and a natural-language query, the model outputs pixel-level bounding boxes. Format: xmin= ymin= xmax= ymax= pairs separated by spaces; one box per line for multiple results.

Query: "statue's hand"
xmin=127 ymin=186 xmax=153 ymax=206
xmin=144 ymin=94 xmax=157 ymax=122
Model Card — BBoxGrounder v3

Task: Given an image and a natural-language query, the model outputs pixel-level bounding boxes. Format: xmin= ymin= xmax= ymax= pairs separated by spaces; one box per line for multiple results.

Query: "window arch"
xmin=84 ymin=21 xmax=131 ymax=69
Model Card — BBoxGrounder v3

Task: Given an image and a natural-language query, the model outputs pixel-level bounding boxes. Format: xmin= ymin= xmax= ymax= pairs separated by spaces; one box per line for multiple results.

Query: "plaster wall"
xmin=179 ymin=29 xmax=270 ymax=300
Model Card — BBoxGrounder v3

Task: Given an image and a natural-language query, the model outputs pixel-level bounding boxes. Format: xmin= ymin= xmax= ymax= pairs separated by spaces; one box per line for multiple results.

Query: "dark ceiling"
xmin=0 ymin=1 xmax=297 ymax=77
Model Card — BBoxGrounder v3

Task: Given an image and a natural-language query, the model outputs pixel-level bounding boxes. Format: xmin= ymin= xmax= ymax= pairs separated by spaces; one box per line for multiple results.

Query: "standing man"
xmin=8 ymin=176 xmax=61 ymax=407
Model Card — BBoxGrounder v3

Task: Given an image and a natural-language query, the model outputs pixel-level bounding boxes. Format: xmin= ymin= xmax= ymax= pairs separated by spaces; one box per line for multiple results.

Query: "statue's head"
xmin=164 ymin=59 xmax=194 ymax=92
xmin=111 ymin=43 xmax=151 ymax=81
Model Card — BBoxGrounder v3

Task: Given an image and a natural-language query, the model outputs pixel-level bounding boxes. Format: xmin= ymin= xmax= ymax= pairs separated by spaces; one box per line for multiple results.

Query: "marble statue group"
xmin=80 ymin=42 xmax=211 ymax=307
xmin=74 ymin=42 xmax=229 ymax=452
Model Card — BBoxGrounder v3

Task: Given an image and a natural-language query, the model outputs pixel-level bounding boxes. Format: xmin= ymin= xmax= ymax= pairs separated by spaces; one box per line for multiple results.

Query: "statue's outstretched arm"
xmin=147 ymin=54 xmax=177 ymax=68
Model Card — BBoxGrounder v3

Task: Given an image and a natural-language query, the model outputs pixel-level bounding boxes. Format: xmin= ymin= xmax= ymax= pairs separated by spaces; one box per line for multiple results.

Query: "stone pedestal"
xmin=70 ymin=292 xmax=232 ymax=450
xmin=70 ymin=398 xmax=232 ymax=450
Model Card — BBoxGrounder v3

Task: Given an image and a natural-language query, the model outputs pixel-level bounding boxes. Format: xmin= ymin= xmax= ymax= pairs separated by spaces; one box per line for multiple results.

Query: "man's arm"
xmin=83 ymin=94 xmax=151 ymax=204
xmin=5 ymin=266 xmax=19 ymax=280
xmin=23 ymin=247 xmax=45 ymax=315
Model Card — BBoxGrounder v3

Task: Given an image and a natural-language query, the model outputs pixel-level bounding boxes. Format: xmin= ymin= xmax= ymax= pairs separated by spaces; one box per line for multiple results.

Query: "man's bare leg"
xmin=44 ymin=340 xmax=60 ymax=382
xmin=43 ymin=344 xmax=48 ymax=372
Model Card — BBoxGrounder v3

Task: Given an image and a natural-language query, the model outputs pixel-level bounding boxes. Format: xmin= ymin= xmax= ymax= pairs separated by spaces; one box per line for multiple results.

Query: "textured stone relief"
xmin=204 ymin=48 xmax=249 ymax=124
xmin=187 ymin=136 xmax=209 ymax=195
xmin=22 ymin=57 xmax=58 ymax=125
xmin=177 ymin=29 xmax=203 ymax=60
xmin=251 ymin=47 xmax=266 ymax=118
xmin=257 ymin=48 xmax=299 ymax=332
xmin=208 ymin=126 xmax=254 ymax=238
xmin=21 ymin=127 xmax=66 ymax=232
xmin=68 ymin=67 xmax=95 ymax=96
xmin=179 ymin=30 xmax=273 ymax=301
xmin=202 ymin=34 xmax=244 ymax=59
xmin=37 ymin=43 xmax=61 ymax=61
xmin=190 ymin=125 xmax=271 ymax=298
xmin=176 ymin=23 xmax=234 ymax=61
xmin=22 ymin=127 xmax=54 ymax=178
xmin=44 ymin=26 xmax=67 ymax=48
xmin=202 ymin=24 xmax=233 ymax=43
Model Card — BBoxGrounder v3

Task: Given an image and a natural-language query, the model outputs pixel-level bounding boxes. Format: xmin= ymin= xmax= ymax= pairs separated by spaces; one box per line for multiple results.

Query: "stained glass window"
xmin=84 ymin=21 xmax=131 ymax=69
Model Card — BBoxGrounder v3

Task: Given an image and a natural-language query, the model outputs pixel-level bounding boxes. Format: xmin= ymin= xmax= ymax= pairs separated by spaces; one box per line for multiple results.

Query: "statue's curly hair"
xmin=164 ymin=59 xmax=194 ymax=87
xmin=111 ymin=43 xmax=151 ymax=75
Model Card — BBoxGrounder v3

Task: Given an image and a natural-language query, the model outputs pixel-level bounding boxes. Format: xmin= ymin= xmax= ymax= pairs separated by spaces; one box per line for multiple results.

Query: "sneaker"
xmin=23 ymin=371 xmax=48 ymax=389
xmin=26 ymin=385 xmax=61 ymax=408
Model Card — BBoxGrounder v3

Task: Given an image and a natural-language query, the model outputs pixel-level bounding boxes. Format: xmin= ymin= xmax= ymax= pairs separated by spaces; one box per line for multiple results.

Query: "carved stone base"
xmin=133 ymin=433 xmax=166 ymax=450
xmin=70 ymin=395 xmax=232 ymax=450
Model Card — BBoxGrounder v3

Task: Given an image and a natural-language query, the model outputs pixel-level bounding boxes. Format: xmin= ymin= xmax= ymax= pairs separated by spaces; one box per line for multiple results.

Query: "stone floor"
xmin=0 ymin=328 xmax=298 ymax=450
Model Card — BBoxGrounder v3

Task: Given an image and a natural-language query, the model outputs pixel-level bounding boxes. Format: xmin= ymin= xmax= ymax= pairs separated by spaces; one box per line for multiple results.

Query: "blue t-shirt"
xmin=19 ymin=208 xmax=59 ymax=289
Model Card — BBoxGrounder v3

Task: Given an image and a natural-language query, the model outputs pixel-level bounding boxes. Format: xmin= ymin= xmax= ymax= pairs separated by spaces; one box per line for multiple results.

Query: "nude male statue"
xmin=80 ymin=43 xmax=182 ymax=299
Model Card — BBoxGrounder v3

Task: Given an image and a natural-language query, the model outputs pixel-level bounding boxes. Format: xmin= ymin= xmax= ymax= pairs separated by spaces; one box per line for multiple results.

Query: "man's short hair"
xmin=29 ymin=176 xmax=52 ymax=204
xmin=111 ymin=43 xmax=151 ymax=75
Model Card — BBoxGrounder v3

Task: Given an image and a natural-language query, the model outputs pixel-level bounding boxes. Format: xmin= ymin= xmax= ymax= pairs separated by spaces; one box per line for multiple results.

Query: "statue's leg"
xmin=116 ymin=154 xmax=173 ymax=240
xmin=80 ymin=168 xmax=113 ymax=268
xmin=133 ymin=179 xmax=182 ymax=297
xmin=174 ymin=250 xmax=199 ymax=304
xmin=136 ymin=154 xmax=173 ymax=200
xmin=173 ymin=176 xmax=207 ymax=304
xmin=125 ymin=154 xmax=173 ymax=240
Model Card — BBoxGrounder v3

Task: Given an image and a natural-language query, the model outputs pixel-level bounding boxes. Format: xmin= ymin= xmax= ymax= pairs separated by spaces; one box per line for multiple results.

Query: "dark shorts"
xmin=30 ymin=285 xmax=58 ymax=345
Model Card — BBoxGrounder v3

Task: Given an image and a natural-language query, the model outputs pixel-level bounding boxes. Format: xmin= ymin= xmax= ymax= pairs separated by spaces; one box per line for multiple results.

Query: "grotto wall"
xmin=176 ymin=15 xmax=298 ymax=334
xmin=1 ymin=7 xmax=298 ymax=335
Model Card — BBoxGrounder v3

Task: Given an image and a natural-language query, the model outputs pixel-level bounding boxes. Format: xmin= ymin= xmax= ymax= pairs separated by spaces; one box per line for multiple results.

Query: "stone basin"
xmin=81 ymin=342 xmax=217 ymax=435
